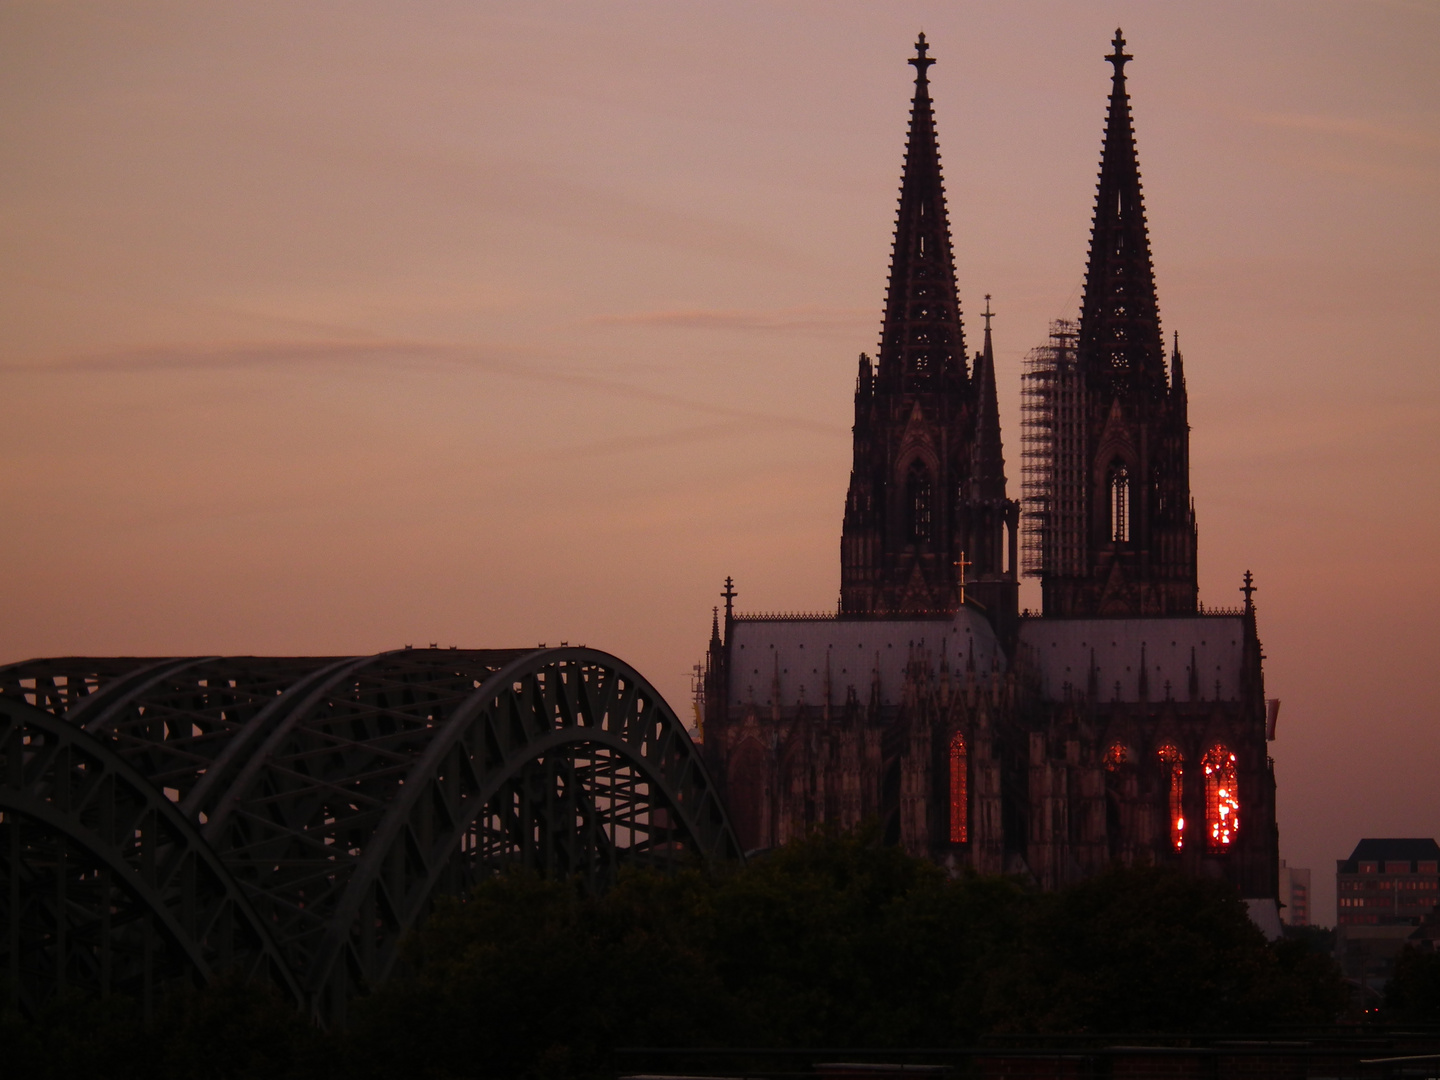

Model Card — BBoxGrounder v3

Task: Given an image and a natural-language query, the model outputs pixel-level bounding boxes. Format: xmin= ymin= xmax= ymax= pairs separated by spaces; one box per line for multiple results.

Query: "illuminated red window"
xmin=1103 ymin=743 xmax=1128 ymax=771
xmin=949 ymin=730 xmax=967 ymax=844
xmin=1203 ymin=745 xmax=1239 ymax=851
xmin=1157 ymin=743 xmax=1184 ymax=851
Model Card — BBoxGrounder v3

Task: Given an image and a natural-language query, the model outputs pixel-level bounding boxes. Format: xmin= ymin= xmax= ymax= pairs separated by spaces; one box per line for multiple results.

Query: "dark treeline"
xmin=11 ymin=829 xmax=1425 ymax=1080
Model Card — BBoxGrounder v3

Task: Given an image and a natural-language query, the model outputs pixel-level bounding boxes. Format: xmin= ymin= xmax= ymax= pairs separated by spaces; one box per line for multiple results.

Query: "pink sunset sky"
xmin=2 ymin=1 xmax=1436 ymax=925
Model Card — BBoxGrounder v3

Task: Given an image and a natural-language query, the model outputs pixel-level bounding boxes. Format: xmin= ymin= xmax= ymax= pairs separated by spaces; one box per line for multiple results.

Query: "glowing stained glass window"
xmin=949 ymin=730 xmax=967 ymax=844
xmin=1203 ymin=745 xmax=1240 ymax=851
xmin=1157 ymin=743 xmax=1184 ymax=851
xmin=1103 ymin=743 xmax=1128 ymax=771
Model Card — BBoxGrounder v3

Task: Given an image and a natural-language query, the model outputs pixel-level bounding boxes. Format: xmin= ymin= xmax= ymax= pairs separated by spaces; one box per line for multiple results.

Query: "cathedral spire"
xmin=841 ymin=36 xmax=1016 ymax=625
xmin=1038 ymin=29 xmax=1195 ymax=618
xmin=877 ymin=32 xmax=966 ymax=388
xmin=1077 ymin=29 xmax=1165 ymax=397
xmin=970 ymin=295 xmax=1006 ymax=501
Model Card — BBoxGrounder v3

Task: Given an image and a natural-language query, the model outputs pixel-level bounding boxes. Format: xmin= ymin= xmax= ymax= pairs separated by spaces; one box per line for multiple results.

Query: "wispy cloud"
xmin=1249 ymin=111 xmax=1439 ymax=153
xmin=1242 ymin=110 xmax=1439 ymax=186
xmin=8 ymin=340 xmax=401 ymax=373
xmin=4 ymin=338 xmax=849 ymax=436
xmin=591 ymin=306 xmax=873 ymax=332
xmin=538 ymin=419 xmax=763 ymax=463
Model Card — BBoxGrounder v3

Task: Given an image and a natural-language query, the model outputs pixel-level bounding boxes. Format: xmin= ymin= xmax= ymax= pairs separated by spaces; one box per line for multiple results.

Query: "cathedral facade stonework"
xmin=702 ymin=32 xmax=1279 ymax=901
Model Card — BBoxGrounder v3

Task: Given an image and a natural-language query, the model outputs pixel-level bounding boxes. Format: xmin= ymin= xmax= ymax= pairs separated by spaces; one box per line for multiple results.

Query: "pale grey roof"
xmin=1018 ymin=616 xmax=1245 ymax=703
xmin=728 ymin=608 xmax=1002 ymax=710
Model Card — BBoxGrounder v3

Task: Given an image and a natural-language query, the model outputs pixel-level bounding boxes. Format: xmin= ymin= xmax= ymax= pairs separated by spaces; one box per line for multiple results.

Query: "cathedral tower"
xmin=1041 ymin=30 xmax=1197 ymax=617
xmin=704 ymin=31 xmax=1275 ymax=904
xmin=840 ymin=35 xmax=1018 ymax=622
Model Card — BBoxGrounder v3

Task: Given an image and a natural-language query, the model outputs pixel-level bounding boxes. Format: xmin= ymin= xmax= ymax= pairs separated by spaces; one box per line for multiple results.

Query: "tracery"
xmin=1157 ymin=743 xmax=1184 ymax=851
xmin=1203 ymin=745 xmax=1239 ymax=850
xmin=907 ymin=460 xmax=933 ymax=544
xmin=948 ymin=729 xmax=967 ymax=844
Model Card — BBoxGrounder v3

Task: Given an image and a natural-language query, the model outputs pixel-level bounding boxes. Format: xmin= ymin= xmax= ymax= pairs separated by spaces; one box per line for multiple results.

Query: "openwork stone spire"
xmin=841 ymin=36 xmax=1018 ymax=626
xmin=1040 ymin=29 xmax=1196 ymax=619
xmin=876 ymin=32 xmax=967 ymax=388
xmin=1077 ymin=29 xmax=1166 ymax=399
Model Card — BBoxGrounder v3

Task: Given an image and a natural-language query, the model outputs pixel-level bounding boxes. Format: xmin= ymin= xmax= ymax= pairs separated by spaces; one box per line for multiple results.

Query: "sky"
xmin=1 ymin=1 xmax=1436 ymax=925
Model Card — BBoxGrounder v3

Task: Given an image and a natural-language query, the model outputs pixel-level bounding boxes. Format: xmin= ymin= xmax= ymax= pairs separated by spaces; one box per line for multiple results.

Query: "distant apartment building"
xmin=1337 ymin=839 xmax=1440 ymax=925
xmin=1335 ymin=838 xmax=1440 ymax=989
xmin=1279 ymin=860 xmax=1311 ymax=926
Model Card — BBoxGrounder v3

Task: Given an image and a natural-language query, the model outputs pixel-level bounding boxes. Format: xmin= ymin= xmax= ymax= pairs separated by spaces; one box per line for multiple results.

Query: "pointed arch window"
xmin=948 ymin=730 xmax=968 ymax=844
xmin=1157 ymin=743 xmax=1184 ymax=851
xmin=1203 ymin=745 xmax=1240 ymax=851
xmin=907 ymin=461 xmax=933 ymax=545
xmin=1109 ymin=461 xmax=1130 ymax=543
xmin=1103 ymin=742 xmax=1129 ymax=771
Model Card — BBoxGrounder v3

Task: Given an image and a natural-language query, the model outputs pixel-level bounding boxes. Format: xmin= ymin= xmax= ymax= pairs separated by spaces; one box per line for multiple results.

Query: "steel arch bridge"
xmin=0 ymin=648 xmax=740 ymax=1024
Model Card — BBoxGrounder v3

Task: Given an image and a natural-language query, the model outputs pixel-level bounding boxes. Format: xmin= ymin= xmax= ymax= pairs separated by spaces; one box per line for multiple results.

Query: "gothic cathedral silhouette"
xmin=703 ymin=32 xmax=1278 ymax=907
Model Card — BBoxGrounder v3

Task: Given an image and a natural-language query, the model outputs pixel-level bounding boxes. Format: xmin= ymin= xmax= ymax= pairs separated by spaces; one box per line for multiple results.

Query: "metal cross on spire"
xmin=954 ymin=550 xmax=971 ymax=605
xmin=983 ymin=294 xmax=995 ymax=332
xmin=909 ymin=32 xmax=934 ymax=81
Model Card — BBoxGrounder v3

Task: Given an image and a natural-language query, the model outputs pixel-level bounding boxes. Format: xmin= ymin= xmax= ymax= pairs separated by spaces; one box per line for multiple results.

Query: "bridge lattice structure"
xmin=0 ymin=648 xmax=740 ymax=1024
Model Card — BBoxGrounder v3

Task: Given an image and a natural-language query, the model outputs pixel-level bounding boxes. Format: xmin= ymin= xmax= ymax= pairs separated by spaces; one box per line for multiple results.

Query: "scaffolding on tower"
xmin=1020 ymin=319 xmax=1086 ymax=578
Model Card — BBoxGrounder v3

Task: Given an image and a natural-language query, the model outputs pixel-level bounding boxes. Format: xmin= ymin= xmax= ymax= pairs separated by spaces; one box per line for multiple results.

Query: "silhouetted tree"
xmin=4 ymin=830 xmax=1351 ymax=1080
xmin=1386 ymin=946 xmax=1440 ymax=1024
xmin=981 ymin=863 xmax=1345 ymax=1033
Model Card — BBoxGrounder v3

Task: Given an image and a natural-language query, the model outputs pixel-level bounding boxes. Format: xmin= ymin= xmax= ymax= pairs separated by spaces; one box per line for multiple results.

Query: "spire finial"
xmin=1108 ymin=28 xmax=1132 ymax=77
xmin=1241 ymin=569 xmax=1256 ymax=612
xmin=909 ymin=32 xmax=934 ymax=82
xmin=722 ymin=576 xmax=737 ymax=621
xmin=982 ymin=294 xmax=994 ymax=332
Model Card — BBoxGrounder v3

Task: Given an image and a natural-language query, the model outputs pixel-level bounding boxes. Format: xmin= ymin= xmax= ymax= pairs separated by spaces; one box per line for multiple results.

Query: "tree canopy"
xmin=345 ymin=830 xmax=1345 ymax=1077
xmin=4 ymin=830 xmax=1349 ymax=1080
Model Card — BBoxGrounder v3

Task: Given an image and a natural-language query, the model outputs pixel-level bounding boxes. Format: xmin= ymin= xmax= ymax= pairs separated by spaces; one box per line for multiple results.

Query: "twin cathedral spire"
xmin=840 ymin=32 xmax=1017 ymax=625
xmin=839 ymin=29 xmax=1198 ymax=627
xmin=1049 ymin=29 xmax=1197 ymax=616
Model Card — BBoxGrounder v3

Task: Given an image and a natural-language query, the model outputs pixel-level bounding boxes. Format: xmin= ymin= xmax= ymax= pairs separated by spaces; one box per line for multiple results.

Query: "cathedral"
xmin=701 ymin=31 xmax=1279 ymax=902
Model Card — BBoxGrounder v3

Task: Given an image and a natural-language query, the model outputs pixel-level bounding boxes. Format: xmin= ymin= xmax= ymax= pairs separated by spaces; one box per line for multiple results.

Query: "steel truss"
xmin=1 ymin=648 xmax=740 ymax=1024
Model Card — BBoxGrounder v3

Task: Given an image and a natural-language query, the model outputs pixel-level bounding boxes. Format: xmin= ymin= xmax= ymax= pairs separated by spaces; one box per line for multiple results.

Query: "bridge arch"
xmin=0 ymin=648 xmax=740 ymax=1023
xmin=0 ymin=697 xmax=304 ymax=1017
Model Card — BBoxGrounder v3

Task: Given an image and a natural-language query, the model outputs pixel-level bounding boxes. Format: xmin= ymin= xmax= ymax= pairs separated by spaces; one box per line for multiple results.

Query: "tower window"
xmin=1157 ymin=743 xmax=1184 ymax=851
xmin=907 ymin=461 xmax=933 ymax=544
xmin=1109 ymin=462 xmax=1130 ymax=543
xmin=949 ymin=730 xmax=967 ymax=844
xmin=1103 ymin=743 xmax=1128 ymax=771
xmin=1203 ymin=745 xmax=1239 ymax=851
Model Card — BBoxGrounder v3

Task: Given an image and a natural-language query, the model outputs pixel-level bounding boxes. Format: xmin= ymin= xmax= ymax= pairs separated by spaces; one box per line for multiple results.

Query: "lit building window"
xmin=949 ymin=730 xmax=967 ymax=844
xmin=1109 ymin=461 xmax=1130 ymax=543
xmin=1103 ymin=743 xmax=1128 ymax=771
xmin=1157 ymin=743 xmax=1184 ymax=851
xmin=1203 ymin=745 xmax=1240 ymax=851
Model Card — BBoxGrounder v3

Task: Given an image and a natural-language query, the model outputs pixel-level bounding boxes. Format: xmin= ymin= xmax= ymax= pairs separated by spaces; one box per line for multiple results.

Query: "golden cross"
xmin=954 ymin=550 xmax=971 ymax=605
